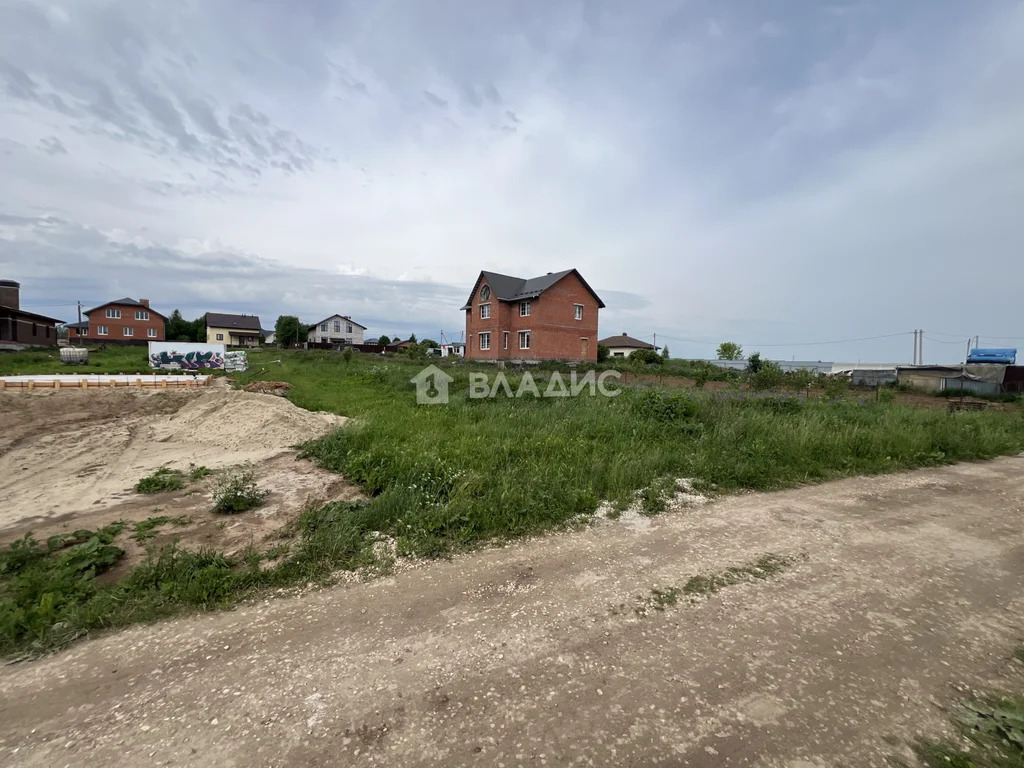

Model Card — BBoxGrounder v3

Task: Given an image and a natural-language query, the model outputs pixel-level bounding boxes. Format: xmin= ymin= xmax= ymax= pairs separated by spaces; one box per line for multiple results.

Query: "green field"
xmin=2 ymin=347 xmax=1024 ymax=655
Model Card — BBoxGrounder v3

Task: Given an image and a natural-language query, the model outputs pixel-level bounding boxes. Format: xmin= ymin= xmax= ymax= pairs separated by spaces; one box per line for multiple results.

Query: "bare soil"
xmin=2 ymin=457 xmax=1023 ymax=767
xmin=0 ymin=388 xmax=358 ymax=560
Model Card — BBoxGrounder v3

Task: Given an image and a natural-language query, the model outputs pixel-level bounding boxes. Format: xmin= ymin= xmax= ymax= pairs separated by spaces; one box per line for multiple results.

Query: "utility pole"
xmin=912 ymin=330 xmax=918 ymax=365
xmin=653 ymin=332 xmax=656 ymax=351
xmin=919 ymin=329 xmax=924 ymax=365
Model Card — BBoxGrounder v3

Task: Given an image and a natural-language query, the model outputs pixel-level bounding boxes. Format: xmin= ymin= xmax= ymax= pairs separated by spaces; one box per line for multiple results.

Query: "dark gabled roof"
xmin=310 ymin=314 xmax=367 ymax=330
xmin=65 ymin=321 xmax=89 ymax=330
xmin=0 ymin=306 xmax=63 ymax=324
xmin=84 ymin=298 xmax=167 ymax=320
xmin=461 ymin=268 xmax=605 ymax=310
xmin=206 ymin=312 xmax=262 ymax=331
xmin=598 ymin=333 xmax=657 ymax=350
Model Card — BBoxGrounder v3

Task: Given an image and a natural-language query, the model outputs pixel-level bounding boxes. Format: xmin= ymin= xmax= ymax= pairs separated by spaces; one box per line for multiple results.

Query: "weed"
xmin=134 ymin=467 xmax=185 ymax=494
xmin=212 ymin=468 xmax=268 ymax=514
xmin=1015 ymin=647 xmax=1024 ymax=665
xmin=913 ymin=697 xmax=1024 ymax=768
xmin=132 ymin=516 xmax=191 ymax=542
xmin=633 ymin=587 xmax=681 ymax=616
xmin=639 ymin=476 xmax=677 ymax=515
xmin=683 ymin=554 xmax=798 ymax=596
xmin=188 ymin=465 xmax=211 ymax=481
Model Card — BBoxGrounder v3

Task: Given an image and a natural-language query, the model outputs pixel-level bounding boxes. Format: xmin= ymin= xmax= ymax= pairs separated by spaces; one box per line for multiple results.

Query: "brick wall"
xmin=465 ymin=272 xmax=600 ymax=361
xmin=84 ymin=304 xmax=165 ymax=342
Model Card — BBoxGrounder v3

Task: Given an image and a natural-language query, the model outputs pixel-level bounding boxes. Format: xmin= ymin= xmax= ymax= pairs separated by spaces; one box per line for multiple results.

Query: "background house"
xmin=206 ymin=313 xmax=262 ymax=347
xmin=0 ymin=279 xmax=61 ymax=349
xmin=463 ymin=268 xmax=604 ymax=362
xmin=307 ymin=314 xmax=366 ymax=345
xmin=74 ymin=298 xmax=166 ymax=343
xmin=262 ymin=328 xmax=276 ymax=345
xmin=599 ymin=333 xmax=658 ymax=359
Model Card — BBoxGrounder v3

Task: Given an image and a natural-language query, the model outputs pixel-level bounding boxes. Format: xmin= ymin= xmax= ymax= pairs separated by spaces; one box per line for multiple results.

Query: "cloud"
xmin=422 ymin=90 xmax=448 ymax=109
xmin=38 ymin=136 xmax=67 ymax=155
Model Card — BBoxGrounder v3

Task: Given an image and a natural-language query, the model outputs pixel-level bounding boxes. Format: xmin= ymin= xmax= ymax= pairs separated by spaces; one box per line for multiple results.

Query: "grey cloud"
xmin=38 ymin=136 xmax=67 ymax=155
xmin=0 ymin=58 xmax=37 ymax=100
xmin=423 ymin=90 xmax=448 ymax=109
xmin=484 ymin=84 xmax=502 ymax=104
xmin=504 ymin=109 xmax=520 ymax=124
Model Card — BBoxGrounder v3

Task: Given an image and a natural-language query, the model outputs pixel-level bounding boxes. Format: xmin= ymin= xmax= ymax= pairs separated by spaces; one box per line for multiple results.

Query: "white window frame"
xmin=520 ymin=300 xmax=531 ymax=317
xmin=503 ymin=331 xmax=509 ymax=350
xmin=519 ymin=330 xmax=531 ymax=350
xmin=479 ymin=332 xmax=491 ymax=351
xmin=480 ymin=302 xmax=491 ymax=319
xmin=346 ymin=324 xmax=353 ymax=333
xmin=320 ymin=322 xmax=328 ymax=332
xmin=123 ymin=327 xmax=134 ymax=337
xmin=216 ymin=333 xmax=224 ymax=341
xmin=334 ymin=320 xmax=341 ymax=332
xmin=105 ymin=308 xmax=121 ymax=319
xmin=135 ymin=310 xmax=149 ymax=321
xmin=480 ymin=284 xmax=490 ymax=300
xmin=96 ymin=325 xmax=108 ymax=336
xmin=147 ymin=328 xmax=157 ymax=338
xmin=574 ymin=304 xmax=583 ymax=320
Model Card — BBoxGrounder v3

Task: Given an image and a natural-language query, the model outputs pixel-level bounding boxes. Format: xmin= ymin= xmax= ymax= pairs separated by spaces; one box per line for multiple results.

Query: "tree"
xmin=275 ymin=315 xmax=306 ymax=347
xmin=630 ymin=348 xmax=663 ymax=366
xmin=377 ymin=335 xmax=391 ymax=346
xmin=408 ymin=333 xmax=417 ymax=344
xmin=661 ymin=345 xmax=670 ymax=359
xmin=420 ymin=338 xmax=439 ymax=349
xmin=717 ymin=341 xmax=743 ymax=360
xmin=167 ymin=309 xmax=191 ymax=341
xmin=787 ymin=368 xmax=815 ymax=392
xmin=751 ymin=360 xmax=783 ymax=391
xmin=597 ymin=344 xmax=610 ymax=363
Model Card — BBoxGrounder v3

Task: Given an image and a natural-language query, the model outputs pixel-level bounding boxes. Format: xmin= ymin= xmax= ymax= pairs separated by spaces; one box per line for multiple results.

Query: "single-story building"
xmin=598 ymin=333 xmax=658 ymax=359
xmin=0 ymin=279 xmax=61 ymax=349
xmin=262 ymin=328 xmax=276 ymax=345
xmin=206 ymin=312 xmax=262 ymax=347
xmin=307 ymin=314 xmax=366 ymax=345
xmin=896 ymin=365 xmax=1000 ymax=395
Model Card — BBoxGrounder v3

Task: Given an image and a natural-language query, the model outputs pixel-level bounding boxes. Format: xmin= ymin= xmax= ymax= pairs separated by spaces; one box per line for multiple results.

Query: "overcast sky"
xmin=1 ymin=0 xmax=1022 ymax=362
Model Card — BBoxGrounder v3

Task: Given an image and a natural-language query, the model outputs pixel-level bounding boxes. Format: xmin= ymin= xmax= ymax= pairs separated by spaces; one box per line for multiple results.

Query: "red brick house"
xmin=462 ymin=269 xmax=604 ymax=361
xmin=70 ymin=298 xmax=167 ymax=343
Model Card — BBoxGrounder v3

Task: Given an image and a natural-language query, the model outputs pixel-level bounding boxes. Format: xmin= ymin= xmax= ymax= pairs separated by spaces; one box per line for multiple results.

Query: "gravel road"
xmin=2 ymin=457 xmax=1023 ymax=767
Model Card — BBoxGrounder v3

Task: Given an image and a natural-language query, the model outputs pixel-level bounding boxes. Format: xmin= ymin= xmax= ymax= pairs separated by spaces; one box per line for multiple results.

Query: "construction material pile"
xmin=224 ymin=350 xmax=248 ymax=372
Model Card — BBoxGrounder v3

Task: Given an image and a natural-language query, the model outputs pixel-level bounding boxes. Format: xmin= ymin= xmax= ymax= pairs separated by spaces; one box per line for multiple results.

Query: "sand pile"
xmin=149 ymin=391 xmax=346 ymax=452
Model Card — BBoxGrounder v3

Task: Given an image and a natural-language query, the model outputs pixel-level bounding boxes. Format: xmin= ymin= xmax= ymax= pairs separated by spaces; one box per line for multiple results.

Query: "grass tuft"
xmin=134 ymin=468 xmax=185 ymax=494
xmin=212 ymin=468 xmax=268 ymax=514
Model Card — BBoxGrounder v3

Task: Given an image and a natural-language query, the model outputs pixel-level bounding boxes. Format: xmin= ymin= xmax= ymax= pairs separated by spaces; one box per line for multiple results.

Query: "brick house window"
xmin=503 ymin=331 xmax=509 ymax=350
xmin=479 ymin=332 xmax=491 ymax=351
xmin=97 ymin=325 xmax=108 ymax=335
xmin=123 ymin=327 xmax=134 ymax=337
xmin=519 ymin=330 xmax=530 ymax=350
xmin=480 ymin=285 xmax=490 ymax=300
xmin=574 ymin=304 xmax=583 ymax=320
xmin=105 ymin=308 xmax=121 ymax=319
xmin=216 ymin=333 xmax=224 ymax=341
xmin=480 ymin=303 xmax=491 ymax=319
xmin=520 ymin=300 xmax=531 ymax=317
xmin=135 ymin=310 xmax=149 ymax=320
xmin=148 ymin=328 xmax=157 ymax=338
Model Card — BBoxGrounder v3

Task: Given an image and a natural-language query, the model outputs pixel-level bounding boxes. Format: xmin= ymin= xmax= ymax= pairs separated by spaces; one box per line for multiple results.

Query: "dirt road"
xmin=3 ymin=458 xmax=1024 ymax=767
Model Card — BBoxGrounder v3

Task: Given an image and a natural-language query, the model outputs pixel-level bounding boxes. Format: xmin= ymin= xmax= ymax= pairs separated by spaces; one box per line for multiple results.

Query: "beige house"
xmin=598 ymin=332 xmax=658 ymax=359
xmin=205 ymin=312 xmax=262 ymax=347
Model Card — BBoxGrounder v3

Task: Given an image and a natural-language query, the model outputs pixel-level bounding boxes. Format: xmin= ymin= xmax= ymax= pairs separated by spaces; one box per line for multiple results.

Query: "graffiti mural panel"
xmin=148 ymin=342 xmax=227 ymax=370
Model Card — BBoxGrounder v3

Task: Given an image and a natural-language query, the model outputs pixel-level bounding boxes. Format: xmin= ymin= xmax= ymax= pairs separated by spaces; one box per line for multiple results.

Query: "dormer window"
xmin=480 ymin=284 xmax=490 ymax=300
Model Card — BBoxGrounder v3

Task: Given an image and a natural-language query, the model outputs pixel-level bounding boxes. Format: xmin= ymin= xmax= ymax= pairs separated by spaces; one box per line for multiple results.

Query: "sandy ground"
xmin=0 ymin=388 xmax=356 ymax=558
xmin=2 ymin=457 xmax=1023 ymax=767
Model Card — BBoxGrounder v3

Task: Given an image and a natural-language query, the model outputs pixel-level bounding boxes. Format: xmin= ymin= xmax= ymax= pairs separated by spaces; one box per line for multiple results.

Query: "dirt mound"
xmin=243 ymin=380 xmax=293 ymax=396
xmin=149 ymin=390 xmax=345 ymax=453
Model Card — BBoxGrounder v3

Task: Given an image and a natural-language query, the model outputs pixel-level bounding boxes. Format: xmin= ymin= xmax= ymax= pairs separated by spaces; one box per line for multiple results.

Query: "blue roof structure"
xmin=966 ymin=348 xmax=1016 ymax=364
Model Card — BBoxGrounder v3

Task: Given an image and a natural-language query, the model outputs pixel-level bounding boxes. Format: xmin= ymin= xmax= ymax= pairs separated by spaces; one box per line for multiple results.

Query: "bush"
xmin=751 ymin=360 xmax=784 ymax=391
xmin=823 ymin=376 xmax=849 ymax=398
xmin=135 ymin=468 xmax=185 ymax=494
xmin=787 ymin=368 xmax=815 ymax=392
xmin=342 ymin=347 xmax=354 ymax=363
xmin=630 ymin=389 xmax=700 ymax=422
xmin=630 ymin=348 xmax=663 ymax=366
xmin=212 ymin=468 xmax=268 ymax=514
xmin=745 ymin=352 xmax=763 ymax=374
xmin=596 ymin=344 xmax=610 ymax=363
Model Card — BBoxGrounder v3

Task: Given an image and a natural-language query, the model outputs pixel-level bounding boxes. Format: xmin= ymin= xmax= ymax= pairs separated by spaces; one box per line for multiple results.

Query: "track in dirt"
xmin=2 ymin=456 xmax=1022 ymax=767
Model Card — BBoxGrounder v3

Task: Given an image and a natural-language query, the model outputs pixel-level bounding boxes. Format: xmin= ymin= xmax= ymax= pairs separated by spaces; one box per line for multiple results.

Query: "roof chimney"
xmin=0 ymin=280 xmax=19 ymax=310
xmin=139 ymin=298 xmax=150 ymax=308
xmin=622 ymin=332 xmax=627 ymax=336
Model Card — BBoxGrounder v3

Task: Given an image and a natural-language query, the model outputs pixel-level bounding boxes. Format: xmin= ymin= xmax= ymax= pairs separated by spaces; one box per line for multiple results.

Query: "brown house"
xmin=462 ymin=268 xmax=604 ymax=362
xmin=74 ymin=298 xmax=166 ymax=343
xmin=0 ymin=280 xmax=61 ymax=348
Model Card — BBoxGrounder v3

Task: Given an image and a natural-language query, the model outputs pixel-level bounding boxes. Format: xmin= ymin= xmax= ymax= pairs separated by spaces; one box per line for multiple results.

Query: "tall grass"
xmin=2 ymin=348 xmax=1023 ymax=655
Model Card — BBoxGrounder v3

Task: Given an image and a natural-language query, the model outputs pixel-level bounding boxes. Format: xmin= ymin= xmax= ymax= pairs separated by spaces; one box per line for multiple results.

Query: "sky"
xmin=1 ymin=0 xmax=1022 ymax=363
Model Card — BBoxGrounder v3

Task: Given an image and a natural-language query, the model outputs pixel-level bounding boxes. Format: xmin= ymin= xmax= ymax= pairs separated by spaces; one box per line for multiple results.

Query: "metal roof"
xmin=462 ymin=268 xmax=605 ymax=309
xmin=205 ymin=312 xmax=262 ymax=331
xmin=84 ymin=298 xmax=167 ymax=320
xmin=598 ymin=333 xmax=656 ymax=349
